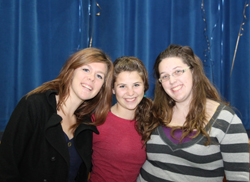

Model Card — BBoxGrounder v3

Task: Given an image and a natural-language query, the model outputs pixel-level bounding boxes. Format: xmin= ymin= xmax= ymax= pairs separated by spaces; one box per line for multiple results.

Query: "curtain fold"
xmin=0 ymin=0 xmax=250 ymax=130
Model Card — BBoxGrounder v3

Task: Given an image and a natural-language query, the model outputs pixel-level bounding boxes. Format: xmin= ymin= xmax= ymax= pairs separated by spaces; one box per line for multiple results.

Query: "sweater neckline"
xmin=157 ymin=102 xmax=225 ymax=151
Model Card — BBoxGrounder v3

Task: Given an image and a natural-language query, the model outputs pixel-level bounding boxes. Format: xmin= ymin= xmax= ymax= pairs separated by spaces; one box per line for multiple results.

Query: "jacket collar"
xmin=46 ymin=89 xmax=58 ymax=113
xmin=44 ymin=90 xmax=70 ymax=166
xmin=44 ymin=90 xmax=100 ymax=168
xmin=45 ymin=113 xmax=69 ymax=167
xmin=74 ymin=123 xmax=99 ymax=141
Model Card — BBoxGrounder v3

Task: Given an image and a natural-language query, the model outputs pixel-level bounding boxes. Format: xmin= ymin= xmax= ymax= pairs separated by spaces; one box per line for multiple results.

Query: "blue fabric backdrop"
xmin=0 ymin=0 xmax=250 ymax=131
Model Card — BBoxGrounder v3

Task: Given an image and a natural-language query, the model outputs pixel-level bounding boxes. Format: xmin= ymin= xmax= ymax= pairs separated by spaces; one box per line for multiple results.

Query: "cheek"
xmin=138 ymin=88 xmax=145 ymax=95
xmin=184 ymin=76 xmax=193 ymax=89
xmin=70 ymin=77 xmax=76 ymax=88
xmin=116 ymin=90 xmax=125 ymax=97
xmin=161 ymin=83 xmax=169 ymax=92
xmin=96 ymin=81 xmax=105 ymax=92
xmin=115 ymin=92 xmax=124 ymax=101
xmin=162 ymin=84 xmax=173 ymax=96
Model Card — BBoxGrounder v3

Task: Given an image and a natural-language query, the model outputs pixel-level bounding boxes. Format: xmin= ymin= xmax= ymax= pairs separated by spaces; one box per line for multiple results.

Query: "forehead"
xmin=115 ymin=71 xmax=143 ymax=83
xmin=159 ymin=57 xmax=186 ymax=71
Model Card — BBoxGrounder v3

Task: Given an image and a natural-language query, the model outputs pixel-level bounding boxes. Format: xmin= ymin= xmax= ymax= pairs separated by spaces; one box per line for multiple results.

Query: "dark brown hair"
xmin=144 ymin=44 xmax=223 ymax=145
xmin=28 ymin=47 xmax=114 ymax=128
xmin=113 ymin=56 xmax=152 ymax=138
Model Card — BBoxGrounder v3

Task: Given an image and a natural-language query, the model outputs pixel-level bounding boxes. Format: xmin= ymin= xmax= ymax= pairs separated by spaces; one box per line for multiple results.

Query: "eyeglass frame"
xmin=158 ymin=66 xmax=191 ymax=83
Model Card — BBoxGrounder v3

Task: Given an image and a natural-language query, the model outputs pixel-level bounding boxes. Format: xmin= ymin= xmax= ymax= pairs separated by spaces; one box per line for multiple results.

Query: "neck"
xmin=56 ymin=95 xmax=82 ymax=117
xmin=111 ymin=104 xmax=135 ymax=120
xmin=56 ymin=95 xmax=78 ymax=139
xmin=174 ymin=101 xmax=190 ymax=118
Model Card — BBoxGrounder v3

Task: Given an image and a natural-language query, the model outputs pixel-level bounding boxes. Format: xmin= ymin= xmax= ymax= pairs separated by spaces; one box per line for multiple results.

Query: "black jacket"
xmin=0 ymin=90 xmax=98 ymax=182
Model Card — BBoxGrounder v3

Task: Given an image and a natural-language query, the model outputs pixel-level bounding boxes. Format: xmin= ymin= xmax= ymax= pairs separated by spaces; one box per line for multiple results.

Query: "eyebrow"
xmin=134 ymin=81 xmax=143 ymax=84
xmin=115 ymin=81 xmax=143 ymax=85
xmin=159 ymin=66 xmax=183 ymax=75
xmin=84 ymin=64 xmax=106 ymax=75
xmin=116 ymin=83 xmax=125 ymax=85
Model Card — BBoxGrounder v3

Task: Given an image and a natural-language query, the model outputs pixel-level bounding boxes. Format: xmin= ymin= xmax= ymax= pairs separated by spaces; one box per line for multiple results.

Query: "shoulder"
xmin=15 ymin=90 xmax=57 ymax=116
xmin=25 ymin=92 xmax=46 ymax=103
xmin=212 ymin=102 xmax=243 ymax=128
xmin=219 ymin=103 xmax=235 ymax=115
xmin=207 ymin=99 xmax=235 ymax=118
xmin=26 ymin=89 xmax=57 ymax=101
xmin=206 ymin=99 xmax=220 ymax=112
xmin=25 ymin=90 xmax=57 ymax=106
xmin=14 ymin=93 xmax=46 ymax=112
xmin=216 ymin=102 xmax=236 ymax=118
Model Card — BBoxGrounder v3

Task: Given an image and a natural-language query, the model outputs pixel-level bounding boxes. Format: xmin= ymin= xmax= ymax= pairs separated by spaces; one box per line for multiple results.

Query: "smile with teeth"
xmin=172 ymin=85 xmax=182 ymax=92
xmin=125 ymin=97 xmax=136 ymax=102
xmin=81 ymin=83 xmax=93 ymax=91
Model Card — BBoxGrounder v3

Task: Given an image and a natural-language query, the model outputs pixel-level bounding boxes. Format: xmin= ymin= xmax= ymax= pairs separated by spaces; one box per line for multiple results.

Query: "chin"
xmin=126 ymin=106 xmax=137 ymax=111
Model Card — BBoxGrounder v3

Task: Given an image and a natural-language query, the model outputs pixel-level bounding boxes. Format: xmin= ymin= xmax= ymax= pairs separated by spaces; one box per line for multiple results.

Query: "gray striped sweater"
xmin=137 ymin=103 xmax=249 ymax=182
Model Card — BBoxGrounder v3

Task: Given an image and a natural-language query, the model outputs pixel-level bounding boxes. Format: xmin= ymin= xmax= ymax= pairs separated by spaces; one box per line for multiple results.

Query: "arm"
xmin=0 ymin=96 xmax=34 ymax=181
xmin=220 ymin=114 xmax=249 ymax=181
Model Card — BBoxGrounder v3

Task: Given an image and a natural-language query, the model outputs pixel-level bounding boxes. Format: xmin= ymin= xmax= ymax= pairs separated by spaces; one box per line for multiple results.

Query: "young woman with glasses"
xmin=137 ymin=44 xmax=249 ymax=182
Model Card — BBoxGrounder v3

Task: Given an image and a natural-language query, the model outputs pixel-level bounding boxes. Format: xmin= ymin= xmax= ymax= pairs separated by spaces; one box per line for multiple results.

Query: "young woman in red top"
xmin=89 ymin=56 xmax=152 ymax=182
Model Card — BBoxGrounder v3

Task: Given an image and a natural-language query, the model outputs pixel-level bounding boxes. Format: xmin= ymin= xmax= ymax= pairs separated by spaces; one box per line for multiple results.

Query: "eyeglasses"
xmin=159 ymin=67 xmax=190 ymax=83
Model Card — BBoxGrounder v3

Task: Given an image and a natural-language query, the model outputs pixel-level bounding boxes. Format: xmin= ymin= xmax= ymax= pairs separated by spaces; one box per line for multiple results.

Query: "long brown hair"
xmin=28 ymin=47 xmax=114 ymax=128
xmin=144 ymin=44 xmax=222 ymax=145
xmin=113 ymin=56 xmax=152 ymax=138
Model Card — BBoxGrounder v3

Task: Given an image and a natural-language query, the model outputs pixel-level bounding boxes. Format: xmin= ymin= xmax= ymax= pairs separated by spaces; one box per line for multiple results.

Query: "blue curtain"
xmin=1 ymin=0 xmax=250 ymax=131
xmin=0 ymin=0 xmax=89 ymax=130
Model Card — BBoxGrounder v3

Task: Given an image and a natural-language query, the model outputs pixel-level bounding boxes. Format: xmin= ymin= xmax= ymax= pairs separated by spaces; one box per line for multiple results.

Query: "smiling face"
xmin=113 ymin=71 xmax=144 ymax=116
xmin=70 ymin=62 xmax=107 ymax=103
xmin=159 ymin=57 xmax=193 ymax=105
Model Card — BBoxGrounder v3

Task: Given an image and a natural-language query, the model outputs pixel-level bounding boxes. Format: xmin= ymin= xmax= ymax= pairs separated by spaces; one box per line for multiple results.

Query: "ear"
xmin=112 ymin=89 xmax=115 ymax=94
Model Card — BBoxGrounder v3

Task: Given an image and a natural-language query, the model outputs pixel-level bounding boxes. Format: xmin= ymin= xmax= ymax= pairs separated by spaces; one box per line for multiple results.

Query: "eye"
xmin=96 ymin=74 xmax=103 ymax=80
xmin=162 ymin=74 xmax=169 ymax=80
xmin=82 ymin=68 xmax=89 ymax=72
xmin=134 ymin=83 xmax=140 ymax=87
xmin=175 ymin=70 xmax=183 ymax=75
xmin=119 ymin=85 xmax=125 ymax=88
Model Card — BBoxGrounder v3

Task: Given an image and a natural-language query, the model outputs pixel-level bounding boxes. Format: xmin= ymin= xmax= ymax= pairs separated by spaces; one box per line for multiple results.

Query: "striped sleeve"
xmin=215 ymin=107 xmax=249 ymax=181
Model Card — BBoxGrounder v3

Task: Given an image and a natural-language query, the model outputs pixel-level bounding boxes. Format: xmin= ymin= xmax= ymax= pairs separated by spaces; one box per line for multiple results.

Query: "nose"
xmin=88 ymin=73 xmax=95 ymax=81
xmin=168 ymin=75 xmax=176 ymax=84
xmin=127 ymin=87 xmax=134 ymax=96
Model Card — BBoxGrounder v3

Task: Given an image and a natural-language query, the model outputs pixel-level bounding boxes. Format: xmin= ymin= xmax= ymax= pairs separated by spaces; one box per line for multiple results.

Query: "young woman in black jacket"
xmin=0 ymin=47 xmax=114 ymax=182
